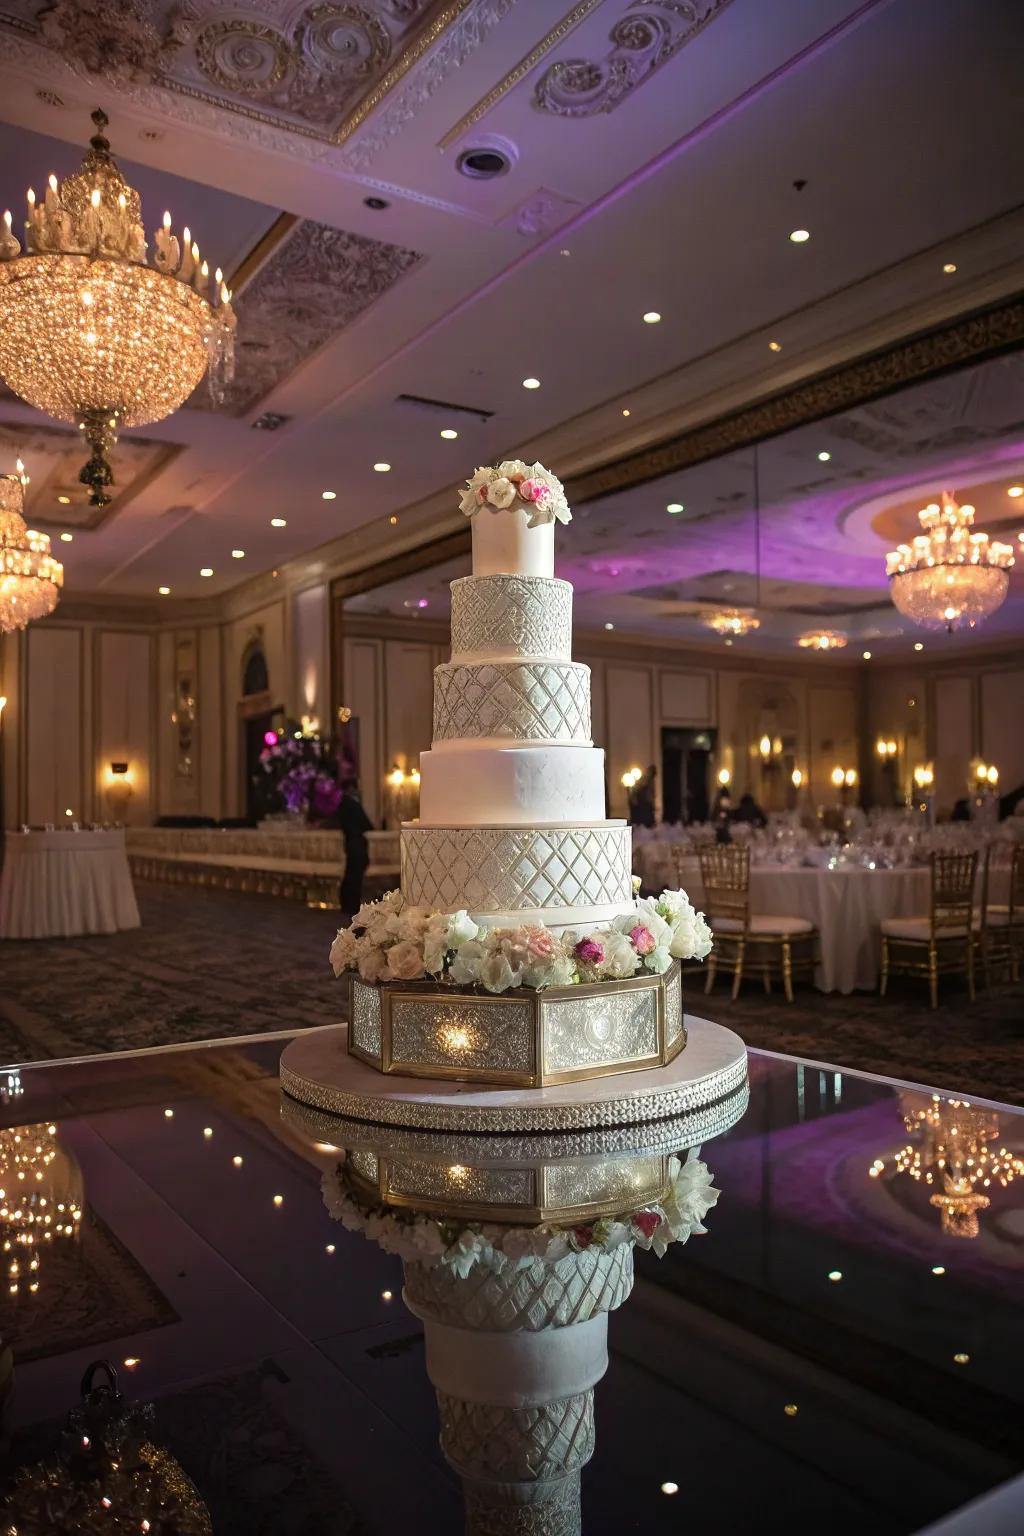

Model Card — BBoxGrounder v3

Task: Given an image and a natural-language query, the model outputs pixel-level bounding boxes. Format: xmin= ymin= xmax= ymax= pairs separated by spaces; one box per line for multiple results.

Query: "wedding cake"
xmin=327 ymin=460 xmax=713 ymax=1089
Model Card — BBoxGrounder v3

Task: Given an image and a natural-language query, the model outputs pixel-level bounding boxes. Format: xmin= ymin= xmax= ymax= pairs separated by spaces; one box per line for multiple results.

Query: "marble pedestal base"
xmin=280 ymin=1015 xmax=746 ymax=1133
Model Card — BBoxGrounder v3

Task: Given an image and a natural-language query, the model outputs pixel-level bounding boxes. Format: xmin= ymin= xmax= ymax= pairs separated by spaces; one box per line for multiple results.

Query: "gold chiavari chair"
xmin=984 ymin=842 xmax=1024 ymax=983
xmin=973 ymin=845 xmax=1014 ymax=990
xmin=880 ymin=850 xmax=976 ymax=1009
xmin=697 ymin=845 xmax=816 ymax=1002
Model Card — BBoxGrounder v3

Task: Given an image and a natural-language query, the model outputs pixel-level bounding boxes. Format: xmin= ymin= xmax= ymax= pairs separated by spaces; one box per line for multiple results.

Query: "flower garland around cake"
xmin=330 ymin=884 xmax=713 ymax=994
xmin=458 ymin=459 xmax=571 ymax=528
xmin=322 ymin=1149 xmax=719 ymax=1278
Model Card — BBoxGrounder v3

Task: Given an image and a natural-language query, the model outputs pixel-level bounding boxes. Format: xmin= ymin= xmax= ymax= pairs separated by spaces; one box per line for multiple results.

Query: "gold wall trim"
xmin=333 ymin=0 xmax=479 ymax=147
xmin=437 ymin=0 xmax=604 ymax=149
xmin=565 ymin=294 xmax=1024 ymax=505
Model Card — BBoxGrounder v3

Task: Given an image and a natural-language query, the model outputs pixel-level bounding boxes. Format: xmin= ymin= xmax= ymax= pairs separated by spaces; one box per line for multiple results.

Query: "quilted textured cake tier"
xmin=433 ymin=660 xmax=592 ymax=744
xmin=400 ymin=822 xmax=632 ymax=919
xmin=450 ymin=574 xmax=572 ymax=663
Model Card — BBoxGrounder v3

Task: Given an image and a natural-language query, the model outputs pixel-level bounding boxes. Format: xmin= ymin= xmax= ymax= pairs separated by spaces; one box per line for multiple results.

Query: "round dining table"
xmin=648 ymin=851 xmax=932 ymax=994
xmin=0 ymin=828 xmax=141 ymax=939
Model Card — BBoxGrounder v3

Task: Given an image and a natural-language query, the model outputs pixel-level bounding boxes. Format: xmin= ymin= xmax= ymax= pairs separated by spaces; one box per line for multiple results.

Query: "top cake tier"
xmin=471 ymin=503 xmax=554 ymax=579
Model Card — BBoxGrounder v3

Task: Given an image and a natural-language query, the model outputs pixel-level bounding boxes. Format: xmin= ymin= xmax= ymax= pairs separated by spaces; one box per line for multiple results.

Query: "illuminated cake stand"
xmin=280 ymin=1014 xmax=746 ymax=1134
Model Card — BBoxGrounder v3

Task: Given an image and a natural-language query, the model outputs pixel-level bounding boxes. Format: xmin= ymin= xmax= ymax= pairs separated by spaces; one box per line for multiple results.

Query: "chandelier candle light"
xmin=0 ymin=462 xmax=62 ymax=632
xmin=886 ymin=491 xmax=1014 ymax=632
xmin=797 ymin=630 xmax=847 ymax=652
xmin=704 ymin=609 xmax=760 ymax=637
xmin=0 ymin=110 xmax=236 ymax=506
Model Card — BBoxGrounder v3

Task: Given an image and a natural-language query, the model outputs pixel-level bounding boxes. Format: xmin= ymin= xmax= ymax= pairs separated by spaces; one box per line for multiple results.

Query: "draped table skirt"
xmin=0 ymin=830 xmax=141 ymax=939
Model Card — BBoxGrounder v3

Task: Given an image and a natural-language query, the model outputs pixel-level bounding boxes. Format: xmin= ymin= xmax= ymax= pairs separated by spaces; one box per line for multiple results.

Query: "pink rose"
xmin=518 ymin=477 xmax=551 ymax=507
xmin=632 ymin=1210 xmax=663 ymax=1240
xmin=572 ymin=1225 xmax=595 ymax=1249
xmin=628 ymin=924 xmax=656 ymax=956
xmin=574 ymin=936 xmax=605 ymax=966
xmin=526 ymin=926 xmax=555 ymax=961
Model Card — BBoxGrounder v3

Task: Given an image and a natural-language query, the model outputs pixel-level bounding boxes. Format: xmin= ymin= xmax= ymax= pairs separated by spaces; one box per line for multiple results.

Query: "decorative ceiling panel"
xmin=192 ymin=214 xmax=423 ymax=416
xmin=0 ymin=0 xmax=467 ymax=141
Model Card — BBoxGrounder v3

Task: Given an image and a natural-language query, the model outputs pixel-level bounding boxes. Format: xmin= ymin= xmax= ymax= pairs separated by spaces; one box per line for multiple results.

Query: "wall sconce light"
xmin=844 ymin=768 xmax=858 ymax=788
xmin=791 ymin=768 xmax=803 ymax=789
xmin=717 ymin=767 xmax=731 ymax=787
xmin=876 ymin=738 xmax=898 ymax=759
xmin=621 ymin=766 xmax=643 ymax=788
xmin=914 ymin=764 xmax=935 ymax=789
xmin=104 ymin=760 xmax=134 ymax=818
xmin=0 ymin=694 xmax=7 ymax=719
xmin=758 ymin=734 xmax=772 ymax=760
xmin=300 ymin=713 xmax=321 ymax=737
xmin=830 ymin=766 xmax=846 ymax=788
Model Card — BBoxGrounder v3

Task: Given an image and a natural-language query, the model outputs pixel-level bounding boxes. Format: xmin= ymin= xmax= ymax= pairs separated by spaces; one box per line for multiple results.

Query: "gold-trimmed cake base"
xmin=280 ymin=1015 xmax=746 ymax=1134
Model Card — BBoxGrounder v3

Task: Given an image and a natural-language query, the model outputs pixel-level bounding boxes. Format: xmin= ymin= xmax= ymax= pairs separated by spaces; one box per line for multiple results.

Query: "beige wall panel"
xmin=605 ymin=665 xmax=654 ymax=817
xmin=809 ymin=684 xmax=858 ymax=802
xmin=96 ymin=630 xmax=153 ymax=825
xmin=293 ymin=584 xmax=330 ymax=726
xmin=980 ymin=669 xmax=1024 ymax=792
xmin=385 ymin=640 xmax=434 ymax=775
xmin=933 ymin=674 xmax=975 ymax=811
xmin=198 ymin=625 xmax=223 ymax=819
xmin=25 ymin=626 xmax=83 ymax=826
xmin=344 ymin=637 xmax=382 ymax=824
xmin=659 ymin=669 xmax=713 ymax=724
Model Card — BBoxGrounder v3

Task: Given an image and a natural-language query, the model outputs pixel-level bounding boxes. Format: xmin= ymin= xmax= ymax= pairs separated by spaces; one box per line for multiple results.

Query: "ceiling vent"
xmin=394 ymin=393 xmax=493 ymax=424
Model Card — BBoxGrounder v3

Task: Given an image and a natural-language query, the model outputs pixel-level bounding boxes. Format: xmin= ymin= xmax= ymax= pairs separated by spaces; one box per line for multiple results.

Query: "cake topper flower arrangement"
xmin=459 ymin=459 xmax=571 ymax=528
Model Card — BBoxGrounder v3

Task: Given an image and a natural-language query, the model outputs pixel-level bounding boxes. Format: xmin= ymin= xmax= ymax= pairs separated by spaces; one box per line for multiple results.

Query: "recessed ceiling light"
xmin=827 ymin=1270 xmax=842 ymax=1282
xmin=560 ymin=248 xmax=571 ymax=257
xmin=642 ymin=311 xmax=661 ymax=324
xmin=817 ymin=451 xmax=831 ymax=462
xmin=231 ymin=549 xmax=245 ymax=559
xmin=621 ymin=408 xmax=631 ymax=417
xmin=914 ymin=641 xmax=924 ymax=651
xmin=724 ymin=637 xmax=734 ymax=646
xmin=953 ymin=1353 xmax=970 ymax=1365
xmin=199 ymin=567 xmax=213 ymax=578
xmin=271 ymin=517 xmax=287 ymax=527
xmin=158 ymin=586 xmax=170 ymax=595
xmin=604 ymin=621 xmax=614 ymax=630
xmin=373 ymin=461 xmax=391 ymax=472
xmin=942 ymin=262 xmax=957 ymax=274
xmin=931 ymin=1265 xmax=946 ymax=1275
xmin=768 ymin=339 xmax=782 ymax=352
xmin=57 ymin=494 xmax=71 ymax=504
xmin=666 ymin=502 xmax=684 ymax=514
xmin=789 ymin=229 xmax=810 ymax=243
xmin=60 ymin=531 xmax=73 ymax=542
xmin=440 ymin=428 xmax=458 ymax=440
xmin=1008 ymin=485 xmax=1024 ymax=498
xmin=389 ymin=514 xmax=399 ymax=525
xmin=457 ymin=146 xmax=511 ymax=180
xmin=522 ymin=377 xmax=540 ymax=389
xmin=321 ymin=489 xmax=336 ymax=500
xmin=783 ymin=1403 xmax=799 ymax=1417
xmin=862 ymin=650 xmax=872 ymax=660
xmin=661 ymin=1483 xmax=679 ymax=1496
xmin=363 ymin=196 xmax=389 ymax=211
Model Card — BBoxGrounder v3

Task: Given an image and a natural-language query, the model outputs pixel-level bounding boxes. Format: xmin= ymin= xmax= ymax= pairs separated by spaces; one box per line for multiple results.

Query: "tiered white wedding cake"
xmin=325 ymin=461 xmax=713 ymax=1090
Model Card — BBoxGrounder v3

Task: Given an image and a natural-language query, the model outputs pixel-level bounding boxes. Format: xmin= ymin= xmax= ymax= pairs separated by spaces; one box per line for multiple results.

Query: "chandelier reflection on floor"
xmin=704 ymin=608 xmax=761 ymax=637
xmin=869 ymin=1092 xmax=1024 ymax=1238
xmin=886 ymin=491 xmax=1014 ymax=632
xmin=0 ymin=109 xmax=236 ymax=506
xmin=1 ymin=461 xmax=63 ymax=632
xmin=0 ymin=1120 xmax=83 ymax=1298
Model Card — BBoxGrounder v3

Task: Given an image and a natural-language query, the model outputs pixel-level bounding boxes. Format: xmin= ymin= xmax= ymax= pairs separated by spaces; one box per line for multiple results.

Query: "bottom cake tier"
xmin=347 ymin=959 xmax=684 ymax=1087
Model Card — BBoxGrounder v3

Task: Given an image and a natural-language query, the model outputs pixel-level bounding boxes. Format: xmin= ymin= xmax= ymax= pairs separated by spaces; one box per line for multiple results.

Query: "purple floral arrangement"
xmin=257 ymin=728 xmax=352 ymax=822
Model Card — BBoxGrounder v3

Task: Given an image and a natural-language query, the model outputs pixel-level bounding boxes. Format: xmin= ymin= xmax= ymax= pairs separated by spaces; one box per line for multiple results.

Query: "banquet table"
xmin=0 ymin=828 xmax=141 ymax=939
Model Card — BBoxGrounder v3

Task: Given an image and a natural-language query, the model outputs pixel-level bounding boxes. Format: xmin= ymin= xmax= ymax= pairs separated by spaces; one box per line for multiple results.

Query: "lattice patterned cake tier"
xmin=401 ymin=823 xmax=632 ymax=915
xmin=450 ymin=575 xmax=573 ymax=661
xmin=433 ymin=660 xmax=592 ymax=743
xmin=347 ymin=962 xmax=684 ymax=1087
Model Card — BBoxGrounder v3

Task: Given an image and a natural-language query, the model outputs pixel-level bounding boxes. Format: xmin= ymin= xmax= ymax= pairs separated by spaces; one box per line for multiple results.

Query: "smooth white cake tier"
xmin=471 ymin=504 xmax=554 ymax=578
xmin=433 ymin=660 xmax=591 ymax=744
xmin=419 ymin=745 xmax=606 ymax=825
xmin=450 ymin=575 xmax=572 ymax=663
xmin=400 ymin=821 xmax=632 ymax=917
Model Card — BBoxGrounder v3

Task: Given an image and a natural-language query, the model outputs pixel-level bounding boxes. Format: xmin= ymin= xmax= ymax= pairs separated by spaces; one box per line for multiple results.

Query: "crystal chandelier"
xmin=869 ymin=1092 xmax=1024 ymax=1239
xmin=0 ymin=110 xmax=236 ymax=507
xmin=797 ymin=630 xmax=847 ymax=651
xmin=1 ymin=461 xmax=63 ymax=632
xmin=885 ymin=491 xmax=1014 ymax=632
xmin=704 ymin=608 xmax=761 ymax=637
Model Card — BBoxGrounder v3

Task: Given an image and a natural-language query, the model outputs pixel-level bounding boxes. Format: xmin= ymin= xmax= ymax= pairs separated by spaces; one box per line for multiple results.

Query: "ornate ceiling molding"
xmin=533 ymin=0 xmax=734 ymax=119
xmin=0 ymin=0 xmax=525 ymax=169
xmin=192 ymin=216 xmax=423 ymax=417
xmin=565 ymin=295 xmax=1024 ymax=505
xmin=0 ymin=416 xmax=182 ymax=529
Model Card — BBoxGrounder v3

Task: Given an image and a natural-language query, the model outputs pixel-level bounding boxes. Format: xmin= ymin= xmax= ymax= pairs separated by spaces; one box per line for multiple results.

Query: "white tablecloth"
xmin=0 ymin=830 xmax=141 ymax=939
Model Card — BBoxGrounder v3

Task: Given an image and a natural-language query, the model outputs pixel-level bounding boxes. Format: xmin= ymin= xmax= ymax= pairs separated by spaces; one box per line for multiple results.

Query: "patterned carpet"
xmin=0 ymin=882 xmax=1020 ymax=1103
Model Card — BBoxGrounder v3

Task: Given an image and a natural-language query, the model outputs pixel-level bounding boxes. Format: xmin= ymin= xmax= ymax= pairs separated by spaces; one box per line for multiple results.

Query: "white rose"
xmin=447 ymin=909 xmax=479 ymax=947
xmin=644 ymin=945 xmax=673 ymax=975
xmin=670 ymin=911 xmax=713 ymax=960
xmin=533 ymin=953 xmax=575 ymax=989
xmin=329 ymin=927 xmax=357 ymax=976
xmin=479 ymin=950 xmax=522 ymax=993
xmin=656 ymin=888 xmax=691 ymax=922
xmin=486 ymin=476 xmax=517 ymax=510
xmin=498 ymin=459 xmax=530 ymax=479
xmin=601 ymin=930 xmax=639 ymax=979
xmin=387 ymin=939 xmax=425 ymax=981
xmin=448 ymin=939 xmax=486 ymax=986
xmin=422 ymin=929 xmax=448 ymax=976
xmin=357 ymin=947 xmax=390 ymax=984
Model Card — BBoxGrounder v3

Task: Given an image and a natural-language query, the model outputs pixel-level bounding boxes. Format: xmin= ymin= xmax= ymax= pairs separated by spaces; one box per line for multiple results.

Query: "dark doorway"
xmin=244 ymin=712 xmax=277 ymax=821
xmin=661 ymin=727 xmax=716 ymax=825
